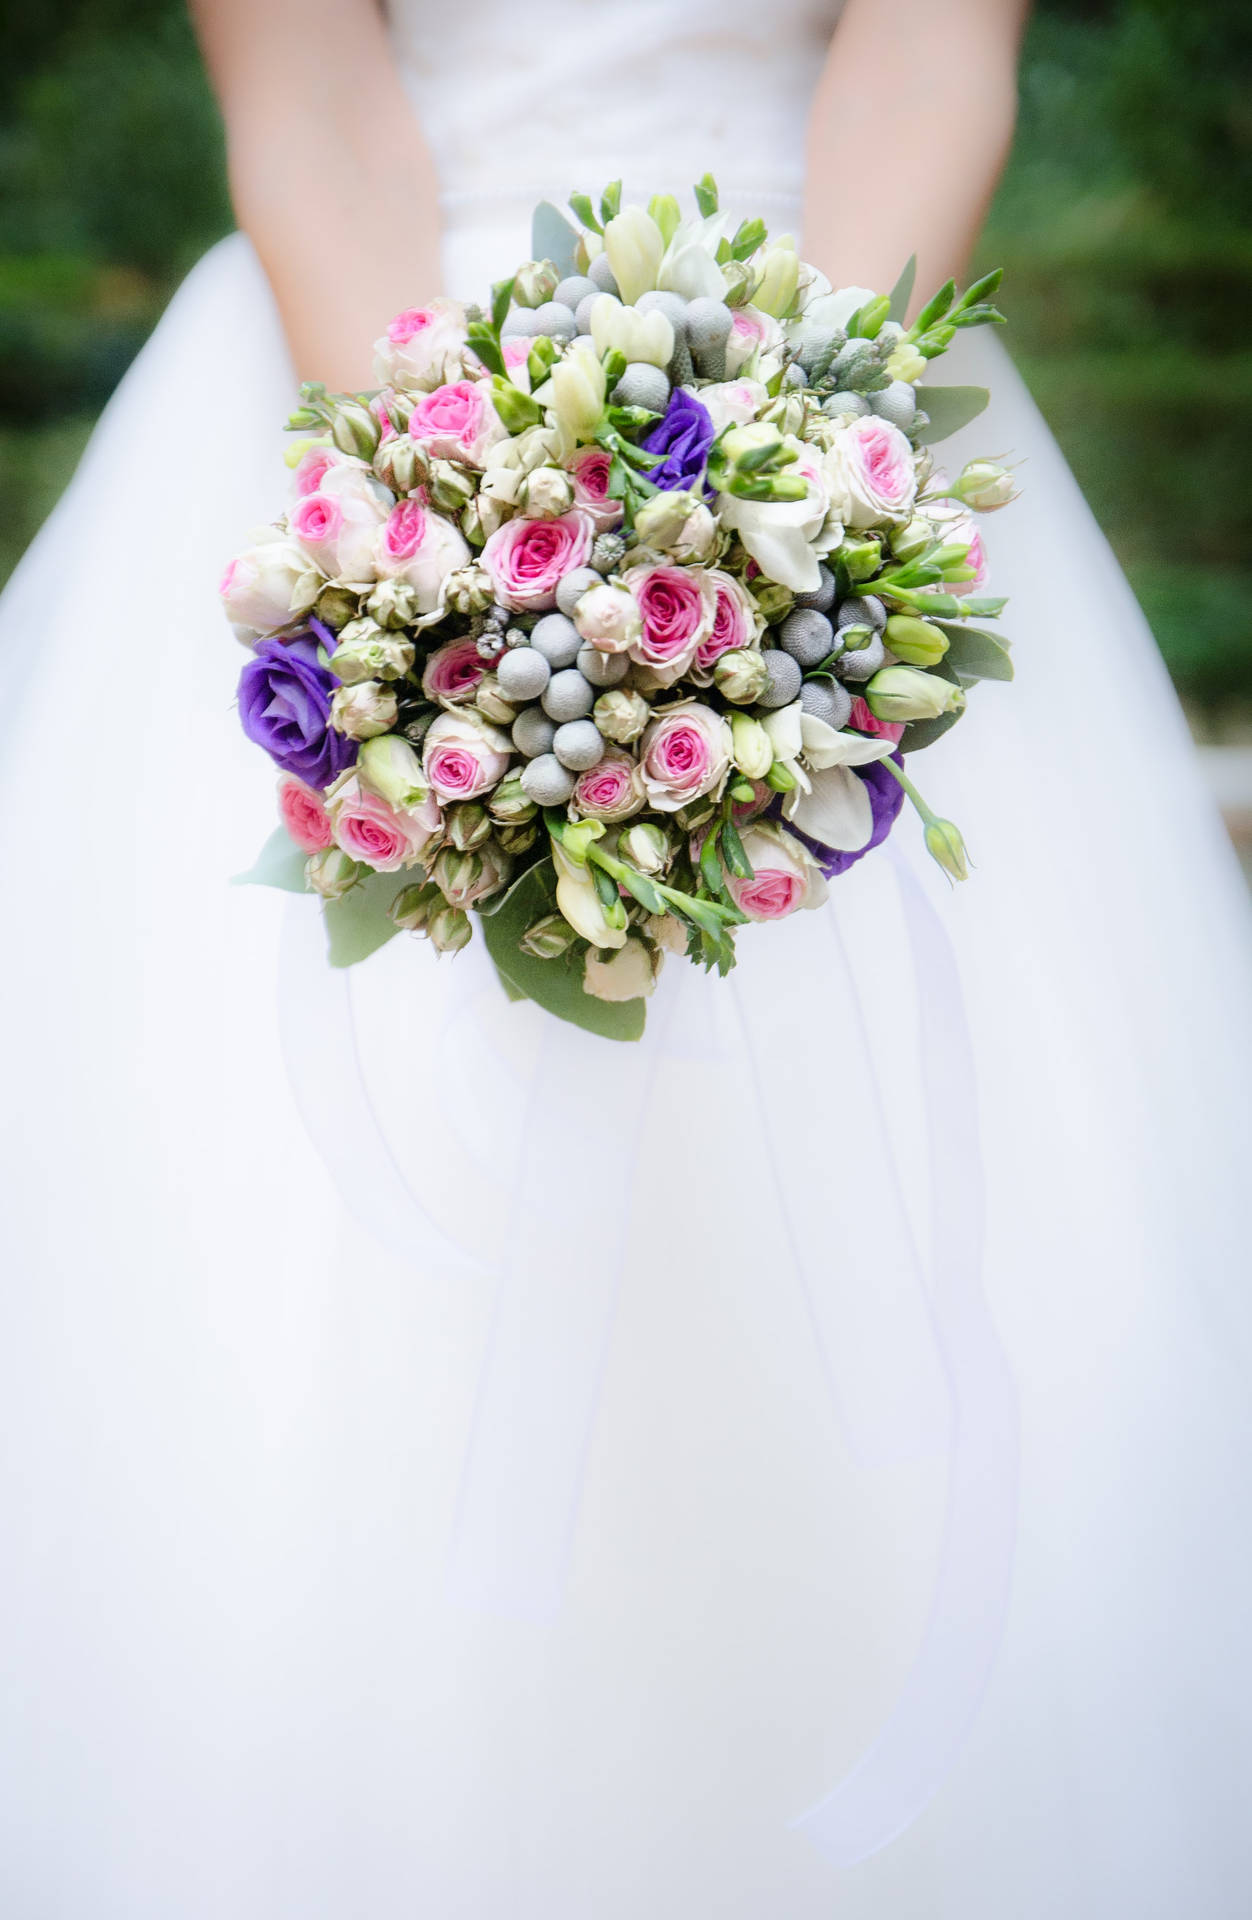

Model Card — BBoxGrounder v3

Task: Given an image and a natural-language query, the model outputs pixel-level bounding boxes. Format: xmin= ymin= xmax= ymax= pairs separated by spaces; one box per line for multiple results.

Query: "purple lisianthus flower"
xmin=237 ymin=618 xmax=357 ymax=789
xmin=640 ymin=389 xmax=716 ymax=493
xmin=776 ymin=751 xmax=906 ymax=878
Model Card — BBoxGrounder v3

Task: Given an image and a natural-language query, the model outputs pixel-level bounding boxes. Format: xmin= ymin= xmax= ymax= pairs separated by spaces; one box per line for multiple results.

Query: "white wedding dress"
xmin=2 ymin=2 xmax=1251 ymax=1913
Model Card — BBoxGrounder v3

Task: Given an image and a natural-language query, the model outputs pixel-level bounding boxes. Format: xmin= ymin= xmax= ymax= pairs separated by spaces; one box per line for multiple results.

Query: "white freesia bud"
xmin=516 ymin=465 xmax=576 ymax=518
xmin=753 ymin=240 xmax=800 ymax=319
xmin=330 ymin=679 xmax=398 ymax=740
xmin=548 ymin=339 xmax=607 ymax=450
xmin=865 ymin=665 xmax=965 ymax=722
xmin=551 ymin=839 xmax=627 ymax=951
xmin=603 ymin=207 xmax=665 ymax=305
xmin=358 ymin=733 xmax=430 ymax=810
xmin=730 ymin=713 xmax=773 ymax=780
xmin=583 ymin=934 xmax=661 ymax=1002
xmin=589 ymin=294 xmax=674 ymax=369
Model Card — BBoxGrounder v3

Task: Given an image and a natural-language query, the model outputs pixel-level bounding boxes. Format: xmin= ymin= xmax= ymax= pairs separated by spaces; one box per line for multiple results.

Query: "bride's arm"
xmin=805 ymin=0 xmax=1032 ymax=301
xmin=191 ymin=0 xmax=442 ymax=388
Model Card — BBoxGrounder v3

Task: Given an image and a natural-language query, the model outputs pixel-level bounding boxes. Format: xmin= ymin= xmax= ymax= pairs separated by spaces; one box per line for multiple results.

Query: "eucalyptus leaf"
xmin=913 ymin=385 xmax=990 ymax=445
xmin=323 ymin=869 xmax=404 ymax=968
xmin=529 ymin=202 xmax=583 ymax=278
xmin=231 ymin=826 xmax=309 ymax=894
xmin=887 ymin=254 xmax=917 ymax=324
xmin=899 ymin=708 xmax=965 ymax=754
xmin=934 ymin=621 xmax=1015 ymax=684
xmin=480 ymin=861 xmax=647 ymax=1042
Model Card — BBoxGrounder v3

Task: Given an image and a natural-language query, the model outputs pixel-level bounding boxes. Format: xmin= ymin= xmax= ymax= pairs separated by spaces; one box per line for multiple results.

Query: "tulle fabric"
xmin=1 ymin=155 xmax=1252 ymax=1918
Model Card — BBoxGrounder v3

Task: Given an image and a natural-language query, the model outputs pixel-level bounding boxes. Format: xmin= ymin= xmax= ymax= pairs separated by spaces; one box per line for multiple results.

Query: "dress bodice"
xmin=388 ymin=0 xmax=844 ymax=289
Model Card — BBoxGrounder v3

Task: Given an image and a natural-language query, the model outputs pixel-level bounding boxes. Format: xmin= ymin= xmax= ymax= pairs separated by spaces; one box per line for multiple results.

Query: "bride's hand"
xmin=191 ymin=0 xmax=443 ymax=388
xmin=805 ymin=0 xmax=1032 ymax=304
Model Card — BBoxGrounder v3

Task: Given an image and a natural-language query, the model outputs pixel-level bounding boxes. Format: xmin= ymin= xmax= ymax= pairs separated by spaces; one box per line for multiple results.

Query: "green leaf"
xmin=599 ymin=178 xmax=622 ymax=226
xmin=699 ymin=829 xmax=726 ymax=896
xmin=531 ymin=201 xmax=581 ymax=275
xmin=899 ymin=708 xmax=965 ymax=754
xmin=913 ymin=385 xmax=990 ymax=445
xmin=569 ymin=192 xmax=601 ymax=235
xmin=323 ymin=869 xmax=404 ymax=968
xmin=490 ymin=275 xmax=516 ymax=332
xmin=887 ymin=253 xmax=917 ymax=324
xmin=694 ymin=173 xmax=719 ymax=217
xmin=231 ymin=826 xmax=309 ymax=894
xmin=494 ymin=964 xmax=528 ymax=1003
xmin=933 ymin=621 xmax=1015 ymax=684
xmin=480 ymin=862 xmax=647 ymax=1042
xmin=466 ymin=322 xmax=505 ymax=379
xmin=720 ymin=818 xmax=754 ymax=880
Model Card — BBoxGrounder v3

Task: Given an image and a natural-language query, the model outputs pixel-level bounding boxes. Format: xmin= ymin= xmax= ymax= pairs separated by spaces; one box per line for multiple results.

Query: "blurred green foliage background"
xmin=0 ymin=0 xmax=1249 ymax=718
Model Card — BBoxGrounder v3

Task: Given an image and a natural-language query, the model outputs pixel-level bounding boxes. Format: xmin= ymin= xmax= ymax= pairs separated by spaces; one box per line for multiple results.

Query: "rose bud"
xmin=474 ymin=673 xmax=518 ymax=726
xmin=583 ymin=935 xmax=662 ymax=1003
xmin=442 ymin=564 xmax=496 ymax=615
xmin=429 ymin=459 xmax=477 ymax=514
xmin=427 ymin=905 xmax=473 ymax=953
xmin=330 ymin=680 xmax=399 ymax=740
xmin=573 ymin=583 xmax=642 ymax=653
xmin=749 ymin=580 xmax=795 ymax=624
xmin=517 ymin=466 xmax=576 ymax=519
xmin=357 ymin=734 xmax=430 ymax=810
xmin=950 ymin=459 xmax=1018 ymax=511
xmin=389 ymin=881 xmax=441 ymax=931
xmin=593 ymin=687 xmax=650 ymax=744
xmin=487 ymin=769 xmax=538 ymax=825
xmin=331 ymin=620 xmax=414 ymax=684
xmin=366 ymin=578 xmax=423 ymax=629
xmin=331 ymin=400 xmax=381 ymax=459
xmin=373 ymin=433 xmax=420 ymax=493
xmin=447 ymin=802 xmax=493 ymax=852
xmin=496 ymin=820 xmax=539 ymax=856
xmin=313 ymin=585 xmax=361 ymax=632
xmin=889 ymin=516 xmax=935 ymax=562
xmin=714 ymin=648 xmax=770 ymax=704
xmin=520 ymin=912 xmax=578 ymax=960
xmin=513 ymin=259 xmax=560 ymax=308
xmin=305 ymin=847 xmax=362 ymax=901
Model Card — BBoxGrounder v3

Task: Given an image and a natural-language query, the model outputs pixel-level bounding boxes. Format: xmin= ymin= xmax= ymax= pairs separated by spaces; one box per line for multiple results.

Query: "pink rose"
xmin=827 ymin=416 xmax=918 ymax=528
xmin=408 ymin=379 xmax=507 ymax=469
xmin=373 ymin=499 xmax=470 ymax=615
xmin=693 ymin=569 xmax=761 ymax=678
xmin=329 ymin=778 xmax=433 ymax=873
xmin=372 ymin=299 xmax=469 ymax=392
xmin=848 ymin=696 xmax=905 ymax=745
xmin=724 ymin=306 xmax=784 ymax=377
xmin=294 ymin=446 xmax=349 ymax=496
xmin=567 ymin=447 xmax=624 ymax=532
xmin=278 ymin=774 xmax=334 ymax=851
xmin=696 ymin=378 xmax=769 ymax=435
xmin=725 ymin=824 xmax=827 ymax=921
xmin=622 ymin=564 xmax=716 ymax=687
xmin=291 ymin=463 xmax=391 ymax=581
xmin=422 ymin=711 xmax=512 ymax=803
xmin=481 ymin=509 xmax=594 ymax=612
xmin=422 ymin=635 xmax=485 ymax=707
xmin=572 ymin=750 xmax=644 ymax=822
xmin=639 ymin=701 xmax=732 ymax=812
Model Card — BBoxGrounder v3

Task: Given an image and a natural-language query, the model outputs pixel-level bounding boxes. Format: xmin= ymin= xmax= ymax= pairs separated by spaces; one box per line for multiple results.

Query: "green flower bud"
xmin=442 ymin=564 xmax=496 ymax=616
xmin=513 ymin=259 xmax=560 ymax=308
xmin=429 ymin=459 xmax=477 ymax=514
xmin=331 ymin=401 xmax=381 ymax=460
xmin=330 ymin=679 xmax=398 ymax=740
xmin=495 ymin=820 xmax=539 ymax=856
xmin=851 ymin=293 xmax=891 ymax=339
xmin=838 ymin=622 xmax=876 ymax=653
xmin=330 ymin=619 xmax=415 ymax=684
xmin=884 ymin=614 xmax=949 ymax=667
xmin=647 ymin=193 xmax=682 ymax=249
xmin=749 ymin=580 xmax=796 ymax=625
xmin=305 ymin=847 xmax=362 ymax=901
xmin=520 ymin=912 xmax=578 ymax=960
xmin=358 ymin=733 xmax=429 ymax=809
xmin=834 ymin=534 xmax=883 ymax=583
xmin=447 ymin=803 xmax=493 ymax=852
xmin=487 ymin=769 xmax=538 ymax=825
xmin=389 ymin=881 xmax=440 ymax=931
xmin=720 ymin=259 xmax=759 ymax=308
xmin=889 ymin=516 xmax=936 ymax=562
xmin=714 ymin=647 xmax=771 ymax=704
xmin=366 ymin=577 xmax=423 ymax=629
xmin=434 ymin=847 xmax=484 ymax=907
xmin=619 ymin=820 xmax=672 ymax=875
xmin=950 ymin=459 xmax=1018 ymax=511
xmin=474 ymin=672 xmax=519 ymax=727
xmin=428 ymin=905 xmax=473 ymax=954
xmin=865 ymin=666 xmax=965 ymax=723
xmin=313 ymin=584 xmax=361 ymax=632
xmin=924 ymin=818 xmax=970 ymax=882
xmin=374 ymin=433 xmax=420 ymax=493
xmin=594 ymin=687 xmax=649 ymax=743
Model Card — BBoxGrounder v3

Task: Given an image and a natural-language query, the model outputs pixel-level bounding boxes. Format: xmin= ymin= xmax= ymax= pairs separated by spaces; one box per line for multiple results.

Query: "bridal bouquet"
xmin=225 ymin=177 xmax=1015 ymax=1038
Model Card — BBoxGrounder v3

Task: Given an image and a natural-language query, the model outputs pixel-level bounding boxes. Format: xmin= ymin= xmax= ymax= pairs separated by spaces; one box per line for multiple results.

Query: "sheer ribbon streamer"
xmin=278 ymin=853 xmax=1018 ymax=1865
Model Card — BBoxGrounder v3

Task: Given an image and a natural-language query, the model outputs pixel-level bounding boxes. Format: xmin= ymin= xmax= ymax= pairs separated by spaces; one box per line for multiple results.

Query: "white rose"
xmin=220 ymin=534 xmax=318 ymax=634
xmin=694 ymin=378 xmax=769 ymax=434
xmin=823 ymin=416 xmax=919 ymax=529
xmin=372 ymin=299 xmax=470 ymax=392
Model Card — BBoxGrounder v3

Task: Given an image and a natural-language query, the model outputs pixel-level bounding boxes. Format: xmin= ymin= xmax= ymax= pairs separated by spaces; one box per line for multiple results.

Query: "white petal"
xmin=784 ymin=764 xmax=874 ymax=851
xmin=658 ymin=242 xmax=726 ymax=302
xmin=800 ymin=715 xmax=894 ymax=770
